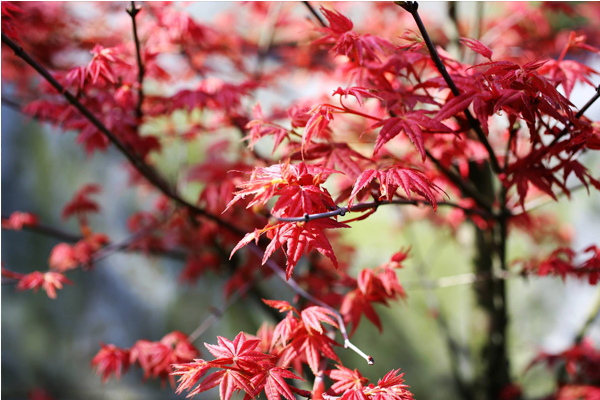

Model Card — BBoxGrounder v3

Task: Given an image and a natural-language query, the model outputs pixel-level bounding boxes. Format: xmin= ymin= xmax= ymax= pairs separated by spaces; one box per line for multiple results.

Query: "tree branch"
xmin=272 ymin=197 xmax=493 ymax=224
xmin=127 ymin=1 xmax=145 ymax=120
xmin=1 ymin=32 xmax=246 ymax=236
xmin=247 ymin=243 xmax=374 ymax=366
xmin=546 ymin=84 xmax=600 ymax=150
xmin=397 ymin=1 xmax=501 ymax=175
xmin=302 ymin=1 xmax=326 ymax=27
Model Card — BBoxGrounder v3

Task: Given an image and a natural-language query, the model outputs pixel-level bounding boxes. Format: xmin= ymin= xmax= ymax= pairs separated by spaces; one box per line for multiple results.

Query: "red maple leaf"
xmin=371 ymin=111 xmax=452 ymax=160
xmin=459 ymin=37 xmax=493 ymax=60
xmin=328 ymin=365 xmax=369 ymax=394
xmin=262 ymin=219 xmax=350 ymax=279
xmin=282 ymin=328 xmax=340 ymax=374
xmin=62 ymin=184 xmax=102 ymax=220
xmin=172 ymin=359 xmax=211 ymax=395
xmin=204 ymin=332 xmax=271 ymax=370
xmin=250 ymin=365 xmax=304 ymax=400
xmin=1 ymin=211 xmax=38 ymax=230
xmin=300 ymin=306 xmax=339 ymax=334
xmin=348 ymin=167 xmax=443 ymax=210
xmin=16 ymin=271 xmax=73 ymax=299
xmin=91 ymin=343 xmax=131 ymax=383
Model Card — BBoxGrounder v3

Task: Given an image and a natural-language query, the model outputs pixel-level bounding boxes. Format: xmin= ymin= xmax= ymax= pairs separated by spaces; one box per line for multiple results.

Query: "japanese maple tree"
xmin=2 ymin=2 xmax=600 ymax=400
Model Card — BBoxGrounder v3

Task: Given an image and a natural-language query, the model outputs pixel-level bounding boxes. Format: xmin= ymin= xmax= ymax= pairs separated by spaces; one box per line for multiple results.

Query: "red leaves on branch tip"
xmin=303 ymin=104 xmax=335 ymax=151
xmin=332 ymin=87 xmax=382 ymax=108
xmin=336 ymin=369 xmax=413 ymax=400
xmin=129 ymin=331 xmax=200 ymax=387
xmin=48 ymin=233 xmax=110 ymax=272
xmin=319 ymin=7 xmax=353 ymax=34
xmin=300 ymin=306 xmax=339 ymax=334
xmin=371 ymin=112 xmax=452 ymax=160
xmin=263 ymin=299 xmax=298 ymax=314
xmin=225 ymin=162 xmax=338 ymax=212
xmin=341 ymin=254 xmax=407 ymax=336
xmin=205 ymin=332 xmax=272 ymax=370
xmin=314 ymin=8 xmax=392 ymax=65
xmin=250 ymin=366 xmax=304 ymax=400
xmin=16 ymin=271 xmax=73 ymax=299
xmin=349 ymin=166 xmax=443 ymax=210
xmin=91 ymin=343 xmax=130 ymax=383
xmin=1 ymin=211 xmax=38 ymax=230
xmin=245 ymin=104 xmax=289 ymax=153
xmin=528 ymin=337 xmax=600 ymax=383
xmin=263 ymin=219 xmax=350 ymax=280
xmin=520 ymin=245 xmax=600 ymax=284
xmin=328 ymin=365 xmax=369 ymax=394
xmin=172 ymin=332 xmax=303 ymax=400
xmin=171 ymin=359 xmax=211 ymax=395
xmin=459 ymin=37 xmax=493 ymax=60
xmin=62 ymin=184 xmax=102 ymax=220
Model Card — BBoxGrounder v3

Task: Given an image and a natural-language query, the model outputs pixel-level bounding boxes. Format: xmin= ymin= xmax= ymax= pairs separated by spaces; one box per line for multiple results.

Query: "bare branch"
xmin=127 ymin=1 xmax=145 ymax=120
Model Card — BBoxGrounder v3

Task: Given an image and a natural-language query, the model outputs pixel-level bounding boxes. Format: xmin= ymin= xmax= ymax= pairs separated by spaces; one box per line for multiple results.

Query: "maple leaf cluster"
xmin=518 ymin=245 xmax=600 ymax=284
xmin=92 ymin=331 xmax=199 ymax=386
xmin=529 ymin=338 xmax=600 ymax=386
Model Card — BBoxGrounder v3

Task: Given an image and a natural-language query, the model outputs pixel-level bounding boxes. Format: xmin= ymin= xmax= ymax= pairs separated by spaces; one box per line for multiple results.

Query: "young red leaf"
xmin=262 ymin=219 xmax=350 ymax=279
xmin=300 ymin=306 xmax=339 ymax=334
xmin=328 ymin=365 xmax=369 ymax=394
xmin=91 ymin=343 xmax=130 ymax=383
xmin=16 ymin=271 xmax=73 ymax=299
xmin=250 ymin=366 xmax=304 ymax=400
xmin=459 ymin=37 xmax=493 ymax=60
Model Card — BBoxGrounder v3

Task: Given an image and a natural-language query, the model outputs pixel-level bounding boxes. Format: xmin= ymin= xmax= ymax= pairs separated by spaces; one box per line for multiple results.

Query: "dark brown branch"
xmin=273 ymin=197 xmax=493 ymax=224
xmin=301 ymin=2 xmax=493 ymax=213
xmin=1 ymin=33 xmax=170 ymax=195
xmin=397 ymin=1 xmax=501 ymax=174
xmin=1 ymin=32 xmax=245 ymax=236
xmin=547 ymin=84 xmax=600 ymax=149
xmin=127 ymin=1 xmax=145 ymax=120
xmin=1 ymin=214 xmax=187 ymax=260
xmin=248 ymin=243 xmax=374 ymax=366
xmin=425 ymin=150 xmax=494 ymax=210
xmin=302 ymin=1 xmax=326 ymax=27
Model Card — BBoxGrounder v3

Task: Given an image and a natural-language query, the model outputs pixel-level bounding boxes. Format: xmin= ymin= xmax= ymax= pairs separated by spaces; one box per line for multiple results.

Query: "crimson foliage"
xmin=2 ymin=2 xmax=600 ymax=400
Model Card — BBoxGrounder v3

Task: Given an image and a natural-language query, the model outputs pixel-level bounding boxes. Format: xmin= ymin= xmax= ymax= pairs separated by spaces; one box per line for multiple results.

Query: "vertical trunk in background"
xmin=469 ymin=161 xmax=511 ymax=400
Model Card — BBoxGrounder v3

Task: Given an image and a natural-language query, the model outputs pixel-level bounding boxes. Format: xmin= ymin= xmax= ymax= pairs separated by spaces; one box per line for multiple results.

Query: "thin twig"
xmin=302 ymin=1 xmax=326 ymax=27
xmin=1 ymin=214 xmax=187 ymax=260
xmin=425 ymin=149 xmax=494 ymax=210
xmin=546 ymin=85 xmax=600 ymax=150
xmin=1 ymin=33 xmax=170 ymax=196
xmin=187 ymin=278 xmax=257 ymax=342
xmin=408 ymin=225 xmax=473 ymax=400
xmin=573 ymin=290 xmax=600 ymax=344
xmin=127 ymin=1 xmax=145 ymax=120
xmin=397 ymin=1 xmax=501 ymax=174
xmin=273 ymin=197 xmax=493 ymax=224
xmin=1 ymin=32 xmax=246 ymax=236
xmin=247 ymin=243 xmax=374 ymax=365
xmin=509 ymin=182 xmax=590 ymax=216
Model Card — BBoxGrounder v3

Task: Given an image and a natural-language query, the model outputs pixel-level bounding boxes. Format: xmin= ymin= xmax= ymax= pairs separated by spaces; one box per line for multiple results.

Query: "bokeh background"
xmin=2 ymin=2 xmax=600 ymax=400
